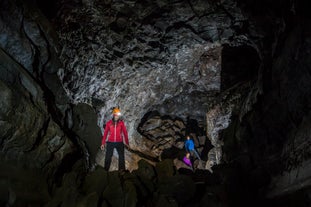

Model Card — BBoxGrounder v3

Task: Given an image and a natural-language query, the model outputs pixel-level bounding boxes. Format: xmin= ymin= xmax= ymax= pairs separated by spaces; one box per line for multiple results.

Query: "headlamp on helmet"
xmin=112 ymin=108 xmax=121 ymax=116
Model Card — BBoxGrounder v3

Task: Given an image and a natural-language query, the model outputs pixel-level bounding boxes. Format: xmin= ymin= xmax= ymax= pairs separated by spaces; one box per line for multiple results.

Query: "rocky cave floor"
xmin=1 ymin=155 xmax=309 ymax=207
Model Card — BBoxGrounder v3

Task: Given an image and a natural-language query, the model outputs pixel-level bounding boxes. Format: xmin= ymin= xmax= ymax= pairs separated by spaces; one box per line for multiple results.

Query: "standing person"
xmin=101 ymin=107 xmax=129 ymax=171
xmin=184 ymin=135 xmax=201 ymax=160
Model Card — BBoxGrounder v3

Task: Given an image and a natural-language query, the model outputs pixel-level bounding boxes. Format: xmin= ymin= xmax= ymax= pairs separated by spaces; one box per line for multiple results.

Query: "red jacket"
xmin=101 ymin=119 xmax=129 ymax=145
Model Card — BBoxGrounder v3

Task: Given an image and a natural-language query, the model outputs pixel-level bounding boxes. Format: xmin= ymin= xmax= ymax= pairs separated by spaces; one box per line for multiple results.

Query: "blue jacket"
xmin=185 ymin=139 xmax=195 ymax=151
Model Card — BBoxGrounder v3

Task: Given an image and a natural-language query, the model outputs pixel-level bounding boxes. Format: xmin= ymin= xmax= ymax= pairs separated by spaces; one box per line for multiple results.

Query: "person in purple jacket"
xmin=183 ymin=152 xmax=192 ymax=168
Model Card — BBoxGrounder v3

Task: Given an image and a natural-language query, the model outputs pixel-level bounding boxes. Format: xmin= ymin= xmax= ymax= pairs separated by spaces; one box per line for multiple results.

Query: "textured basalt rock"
xmin=0 ymin=47 xmax=81 ymax=205
xmin=0 ymin=1 xmax=91 ymax=205
xmin=0 ymin=47 xmax=76 ymax=177
xmin=53 ymin=0 xmax=263 ymax=170
xmin=71 ymin=103 xmax=102 ymax=165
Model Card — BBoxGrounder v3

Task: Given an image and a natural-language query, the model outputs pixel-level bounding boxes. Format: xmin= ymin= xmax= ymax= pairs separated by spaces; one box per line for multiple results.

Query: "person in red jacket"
xmin=101 ymin=107 xmax=129 ymax=171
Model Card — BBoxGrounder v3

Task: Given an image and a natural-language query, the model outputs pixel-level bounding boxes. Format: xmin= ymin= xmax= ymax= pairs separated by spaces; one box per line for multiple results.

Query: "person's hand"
xmin=124 ymin=143 xmax=130 ymax=149
xmin=100 ymin=145 xmax=105 ymax=150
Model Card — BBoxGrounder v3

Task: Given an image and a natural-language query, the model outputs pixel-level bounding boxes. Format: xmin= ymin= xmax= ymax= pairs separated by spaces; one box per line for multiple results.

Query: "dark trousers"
xmin=186 ymin=148 xmax=201 ymax=160
xmin=104 ymin=142 xmax=125 ymax=171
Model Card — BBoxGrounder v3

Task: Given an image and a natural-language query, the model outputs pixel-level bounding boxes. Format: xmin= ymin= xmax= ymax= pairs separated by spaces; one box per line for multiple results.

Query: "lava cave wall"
xmin=221 ymin=0 xmax=311 ymax=200
xmin=0 ymin=1 xmax=101 ymax=204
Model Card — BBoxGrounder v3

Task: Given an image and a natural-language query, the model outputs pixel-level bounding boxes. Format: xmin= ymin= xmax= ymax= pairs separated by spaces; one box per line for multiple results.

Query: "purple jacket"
xmin=183 ymin=156 xmax=192 ymax=167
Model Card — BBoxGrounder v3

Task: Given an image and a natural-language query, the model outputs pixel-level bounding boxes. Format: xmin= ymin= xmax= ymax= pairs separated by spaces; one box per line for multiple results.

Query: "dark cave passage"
xmin=221 ymin=44 xmax=260 ymax=91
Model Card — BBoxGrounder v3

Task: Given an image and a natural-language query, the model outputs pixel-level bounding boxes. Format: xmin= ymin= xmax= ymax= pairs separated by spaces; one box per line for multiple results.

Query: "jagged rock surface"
xmin=0 ymin=0 xmax=92 ymax=205
xmin=54 ymin=0 xmax=264 ymax=170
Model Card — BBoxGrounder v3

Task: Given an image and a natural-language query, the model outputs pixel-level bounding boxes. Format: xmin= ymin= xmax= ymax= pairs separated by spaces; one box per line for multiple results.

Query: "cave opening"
xmin=221 ymin=44 xmax=260 ymax=91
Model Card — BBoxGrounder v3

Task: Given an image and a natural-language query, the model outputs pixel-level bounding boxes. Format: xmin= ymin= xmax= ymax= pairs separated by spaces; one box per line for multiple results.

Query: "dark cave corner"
xmin=220 ymin=44 xmax=260 ymax=91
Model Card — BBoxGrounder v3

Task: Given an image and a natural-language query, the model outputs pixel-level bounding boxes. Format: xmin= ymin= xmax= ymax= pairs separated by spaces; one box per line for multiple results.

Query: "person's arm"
xmin=121 ymin=121 xmax=129 ymax=146
xmin=185 ymin=140 xmax=189 ymax=149
xmin=101 ymin=121 xmax=110 ymax=146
